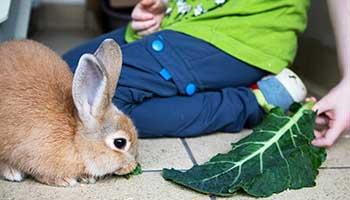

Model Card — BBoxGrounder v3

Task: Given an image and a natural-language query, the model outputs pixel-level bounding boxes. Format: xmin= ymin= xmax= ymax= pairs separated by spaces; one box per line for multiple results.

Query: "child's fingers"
xmin=131 ymin=19 xmax=157 ymax=32
xmin=149 ymin=0 xmax=165 ymax=12
xmin=312 ymin=120 xmax=344 ymax=147
xmin=313 ymin=95 xmax=333 ymax=113
xmin=314 ymin=129 xmax=326 ymax=139
xmin=131 ymin=10 xmax=154 ymax=21
xmin=137 ymin=23 xmax=160 ymax=36
xmin=140 ymin=0 xmax=165 ymax=13
xmin=315 ymin=115 xmax=329 ymax=126
xmin=140 ymin=0 xmax=156 ymax=7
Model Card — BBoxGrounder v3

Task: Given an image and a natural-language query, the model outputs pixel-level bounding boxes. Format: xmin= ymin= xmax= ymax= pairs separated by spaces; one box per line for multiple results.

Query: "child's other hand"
xmin=310 ymin=80 xmax=350 ymax=147
xmin=131 ymin=0 xmax=167 ymax=36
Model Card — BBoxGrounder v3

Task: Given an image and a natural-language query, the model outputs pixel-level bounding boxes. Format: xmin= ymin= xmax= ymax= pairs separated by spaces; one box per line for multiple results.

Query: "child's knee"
xmin=112 ymin=96 xmax=134 ymax=116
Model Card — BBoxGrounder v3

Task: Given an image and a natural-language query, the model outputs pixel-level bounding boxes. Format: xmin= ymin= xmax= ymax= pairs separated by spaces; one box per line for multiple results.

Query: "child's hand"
xmin=131 ymin=0 xmax=167 ymax=36
xmin=310 ymin=80 xmax=350 ymax=147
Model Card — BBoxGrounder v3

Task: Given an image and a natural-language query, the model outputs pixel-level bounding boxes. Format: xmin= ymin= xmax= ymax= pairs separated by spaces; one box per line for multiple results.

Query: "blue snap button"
xmin=186 ymin=83 xmax=197 ymax=96
xmin=159 ymin=68 xmax=172 ymax=80
xmin=152 ymin=40 xmax=164 ymax=52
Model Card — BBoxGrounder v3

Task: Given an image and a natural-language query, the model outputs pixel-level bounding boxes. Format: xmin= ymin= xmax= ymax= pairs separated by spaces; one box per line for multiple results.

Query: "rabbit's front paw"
xmin=35 ymin=176 xmax=78 ymax=187
xmin=78 ymin=175 xmax=97 ymax=184
xmin=0 ymin=163 xmax=25 ymax=182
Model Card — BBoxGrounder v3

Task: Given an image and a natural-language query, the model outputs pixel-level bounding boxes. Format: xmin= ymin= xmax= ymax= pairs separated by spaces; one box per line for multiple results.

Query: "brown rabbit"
xmin=0 ymin=39 xmax=138 ymax=186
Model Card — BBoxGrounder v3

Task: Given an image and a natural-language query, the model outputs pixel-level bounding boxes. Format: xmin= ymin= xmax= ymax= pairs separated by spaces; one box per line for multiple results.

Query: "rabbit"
xmin=0 ymin=39 xmax=138 ymax=186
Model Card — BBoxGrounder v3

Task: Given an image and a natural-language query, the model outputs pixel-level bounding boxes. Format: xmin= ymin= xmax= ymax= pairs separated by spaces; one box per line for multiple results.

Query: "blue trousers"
xmin=63 ymin=27 xmax=267 ymax=138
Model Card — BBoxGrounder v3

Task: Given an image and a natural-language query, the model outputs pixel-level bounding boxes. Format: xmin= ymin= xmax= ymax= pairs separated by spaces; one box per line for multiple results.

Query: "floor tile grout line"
xmin=142 ymin=169 xmax=162 ymax=173
xmin=180 ymin=139 xmax=217 ymax=199
xmin=142 ymin=169 xmax=189 ymax=173
xmin=320 ymin=166 xmax=350 ymax=169
xmin=180 ymin=138 xmax=198 ymax=165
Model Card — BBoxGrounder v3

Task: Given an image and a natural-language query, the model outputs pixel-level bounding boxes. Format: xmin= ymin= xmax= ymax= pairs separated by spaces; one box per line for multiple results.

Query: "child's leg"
xmin=111 ymin=30 xmax=267 ymax=137
xmin=116 ymin=87 xmax=262 ymax=137
xmin=63 ymin=29 xmax=305 ymax=137
xmin=62 ymin=27 xmax=127 ymax=70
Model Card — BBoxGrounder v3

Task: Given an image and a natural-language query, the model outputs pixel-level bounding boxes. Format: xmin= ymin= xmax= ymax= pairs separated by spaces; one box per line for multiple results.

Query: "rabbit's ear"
xmin=94 ymin=39 xmax=122 ymax=98
xmin=72 ymin=54 xmax=109 ymax=127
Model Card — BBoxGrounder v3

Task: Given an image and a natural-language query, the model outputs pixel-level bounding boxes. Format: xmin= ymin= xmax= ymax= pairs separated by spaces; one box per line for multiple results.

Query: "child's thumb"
xmin=141 ymin=0 xmax=156 ymax=7
xmin=313 ymin=96 xmax=331 ymax=114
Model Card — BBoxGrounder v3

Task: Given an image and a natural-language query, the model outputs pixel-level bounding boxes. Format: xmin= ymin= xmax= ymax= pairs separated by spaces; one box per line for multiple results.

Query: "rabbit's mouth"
xmin=114 ymin=161 xmax=138 ymax=175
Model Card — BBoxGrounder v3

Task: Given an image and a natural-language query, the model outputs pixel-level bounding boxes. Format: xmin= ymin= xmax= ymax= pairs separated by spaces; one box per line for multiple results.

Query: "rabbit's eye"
xmin=114 ymin=138 xmax=127 ymax=149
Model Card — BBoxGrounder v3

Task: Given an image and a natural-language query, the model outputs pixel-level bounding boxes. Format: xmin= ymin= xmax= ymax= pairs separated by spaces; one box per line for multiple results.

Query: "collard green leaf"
xmin=162 ymin=102 xmax=327 ymax=197
xmin=123 ymin=164 xmax=142 ymax=179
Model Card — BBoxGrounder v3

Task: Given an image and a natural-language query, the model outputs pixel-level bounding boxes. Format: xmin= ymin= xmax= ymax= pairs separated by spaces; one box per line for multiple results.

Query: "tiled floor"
xmin=1 ymin=29 xmax=349 ymax=200
xmin=1 ymin=131 xmax=350 ymax=200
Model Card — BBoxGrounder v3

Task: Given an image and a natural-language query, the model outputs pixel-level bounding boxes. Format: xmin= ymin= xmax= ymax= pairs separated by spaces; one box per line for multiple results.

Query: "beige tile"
xmin=323 ymin=135 xmax=350 ymax=168
xmin=216 ymin=169 xmax=350 ymax=200
xmin=0 ymin=172 xmax=208 ymax=200
xmin=0 ymin=166 xmax=347 ymax=200
xmin=186 ymin=130 xmax=252 ymax=164
xmin=138 ymin=138 xmax=193 ymax=170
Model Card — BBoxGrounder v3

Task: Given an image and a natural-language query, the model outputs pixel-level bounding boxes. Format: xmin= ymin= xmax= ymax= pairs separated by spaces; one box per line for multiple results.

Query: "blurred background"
xmin=0 ymin=0 xmax=340 ymax=98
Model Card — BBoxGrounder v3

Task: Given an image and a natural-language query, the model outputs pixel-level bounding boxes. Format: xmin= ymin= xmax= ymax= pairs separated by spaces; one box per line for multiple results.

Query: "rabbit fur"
xmin=0 ymin=39 xmax=138 ymax=186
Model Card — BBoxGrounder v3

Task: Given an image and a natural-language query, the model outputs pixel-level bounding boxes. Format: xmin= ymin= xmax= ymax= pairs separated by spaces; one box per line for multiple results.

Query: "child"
xmin=63 ymin=0 xmax=309 ymax=138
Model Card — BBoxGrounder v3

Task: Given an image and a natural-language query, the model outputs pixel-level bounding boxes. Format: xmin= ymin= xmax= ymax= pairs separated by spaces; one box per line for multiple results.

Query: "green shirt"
xmin=125 ymin=0 xmax=310 ymax=74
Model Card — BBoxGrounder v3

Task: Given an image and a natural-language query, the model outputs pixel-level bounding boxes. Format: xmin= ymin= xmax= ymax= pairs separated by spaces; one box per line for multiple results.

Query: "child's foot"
xmin=251 ymin=68 xmax=307 ymax=112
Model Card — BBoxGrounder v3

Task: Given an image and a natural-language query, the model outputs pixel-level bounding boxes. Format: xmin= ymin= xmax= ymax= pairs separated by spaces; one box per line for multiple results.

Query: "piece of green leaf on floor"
xmin=123 ymin=164 xmax=142 ymax=179
xmin=162 ymin=102 xmax=327 ymax=197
